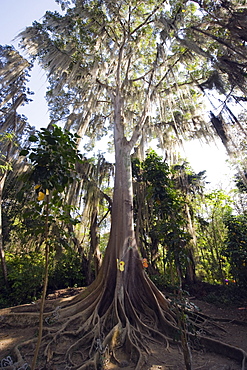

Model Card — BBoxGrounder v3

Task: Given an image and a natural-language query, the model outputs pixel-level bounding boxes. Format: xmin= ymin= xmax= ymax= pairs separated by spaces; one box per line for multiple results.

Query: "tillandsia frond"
xmin=17 ymin=0 xmax=220 ymax=154
xmin=157 ymin=1 xmax=247 ymax=157
xmin=0 ymin=45 xmax=31 ymax=88
xmin=0 ymin=45 xmax=34 ymax=195
xmin=0 ymin=46 xmax=33 ymax=133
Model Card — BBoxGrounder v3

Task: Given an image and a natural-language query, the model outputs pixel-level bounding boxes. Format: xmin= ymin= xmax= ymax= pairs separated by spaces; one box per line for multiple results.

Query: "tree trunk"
xmin=88 ymin=207 xmax=101 ymax=284
xmin=184 ymin=203 xmax=197 ymax=284
xmin=0 ymin=172 xmax=8 ymax=285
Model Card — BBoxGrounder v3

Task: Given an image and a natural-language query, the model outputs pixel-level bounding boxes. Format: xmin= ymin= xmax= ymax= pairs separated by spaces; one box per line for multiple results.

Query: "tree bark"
xmin=98 ymin=98 xmax=137 ymax=266
xmin=0 ymin=172 xmax=8 ymax=285
xmin=184 ymin=203 xmax=197 ymax=284
xmin=88 ymin=207 xmax=101 ymax=284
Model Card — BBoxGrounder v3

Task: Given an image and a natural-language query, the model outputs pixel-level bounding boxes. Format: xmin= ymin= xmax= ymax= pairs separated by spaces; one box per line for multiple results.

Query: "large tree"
xmin=2 ymin=1 xmax=247 ymax=369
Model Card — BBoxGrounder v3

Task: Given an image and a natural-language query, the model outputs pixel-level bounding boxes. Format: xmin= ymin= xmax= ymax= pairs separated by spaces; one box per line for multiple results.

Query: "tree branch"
xmin=190 ymin=26 xmax=247 ymax=60
xmin=130 ymin=0 xmax=167 ymax=36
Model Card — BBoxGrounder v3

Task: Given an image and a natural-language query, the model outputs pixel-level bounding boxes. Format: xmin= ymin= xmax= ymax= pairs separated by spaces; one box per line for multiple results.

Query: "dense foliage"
xmin=1 ymin=146 xmax=247 ymax=308
xmin=224 ymin=214 xmax=247 ymax=287
xmin=132 ymin=151 xmax=192 ymax=285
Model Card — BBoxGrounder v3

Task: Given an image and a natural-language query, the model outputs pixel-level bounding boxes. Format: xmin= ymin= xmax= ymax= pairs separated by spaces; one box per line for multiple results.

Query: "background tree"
xmin=132 ymin=151 xmax=192 ymax=287
xmin=195 ymin=190 xmax=233 ymax=283
xmin=74 ymin=154 xmax=113 ymax=284
xmin=224 ymin=213 xmax=247 ymax=287
xmin=171 ymin=161 xmax=207 ymax=284
xmin=0 ymin=45 xmax=33 ymax=285
xmin=161 ymin=0 xmax=247 ymax=154
xmin=222 ymin=170 xmax=247 ymax=287
xmin=0 ymin=150 xmax=112 ymax=307
xmin=19 ymin=124 xmax=83 ymax=369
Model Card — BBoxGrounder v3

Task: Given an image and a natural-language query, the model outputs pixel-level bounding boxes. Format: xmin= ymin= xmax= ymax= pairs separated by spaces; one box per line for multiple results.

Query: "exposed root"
xmin=1 ymin=270 xmax=247 ymax=370
xmin=198 ymin=336 xmax=247 ymax=370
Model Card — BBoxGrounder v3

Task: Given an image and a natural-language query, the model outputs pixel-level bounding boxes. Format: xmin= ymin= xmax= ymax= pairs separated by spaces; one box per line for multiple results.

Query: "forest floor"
xmin=0 ymin=283 xmax=247 ymax=369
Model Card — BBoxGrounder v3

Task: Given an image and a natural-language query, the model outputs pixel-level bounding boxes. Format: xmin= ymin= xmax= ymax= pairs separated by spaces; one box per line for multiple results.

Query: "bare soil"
xmin=0 ymin=286 xmax=247 ymax=369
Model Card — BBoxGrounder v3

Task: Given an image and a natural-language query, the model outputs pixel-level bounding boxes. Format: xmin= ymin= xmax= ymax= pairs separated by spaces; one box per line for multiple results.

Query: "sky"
xmin=0 ymin=0 xmax=235 ymax=189
xmin=0 ymin=0 xmax=61 ymax=128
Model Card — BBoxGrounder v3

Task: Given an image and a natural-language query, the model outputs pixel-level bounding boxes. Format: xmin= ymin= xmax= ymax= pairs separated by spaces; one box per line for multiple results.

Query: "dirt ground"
xmin=0 ymin=286 xmax=247 ymax=369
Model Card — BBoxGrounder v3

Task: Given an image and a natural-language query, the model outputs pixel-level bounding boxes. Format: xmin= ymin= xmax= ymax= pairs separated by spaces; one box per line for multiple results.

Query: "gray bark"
xmin=0 ymin=172 xmax=8 ymax=285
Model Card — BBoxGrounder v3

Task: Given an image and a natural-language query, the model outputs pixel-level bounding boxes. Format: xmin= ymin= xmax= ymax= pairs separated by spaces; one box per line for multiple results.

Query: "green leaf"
xmin=29 ymin=135 xmax=39 ymax=142
xmin=20 ymin=149 xmax=29 ymax=156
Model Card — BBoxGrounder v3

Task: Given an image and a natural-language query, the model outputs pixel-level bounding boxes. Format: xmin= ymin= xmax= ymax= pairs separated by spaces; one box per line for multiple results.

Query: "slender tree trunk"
xmin=32 ymin=194 xmax=50 ymax=370
xmin=88 ymin=207 xmax=101 ymax=283
xmin=0 ymin=172 xmax=8 ymax=285
xmin=184 ymin=203 xmax=197 ymax=284
xmin=211 ymin=212 xmax=225 ymax=282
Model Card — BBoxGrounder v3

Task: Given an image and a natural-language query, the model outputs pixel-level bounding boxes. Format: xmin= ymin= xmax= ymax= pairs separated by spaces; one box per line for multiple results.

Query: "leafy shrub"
xmin=204 ymin=284 xmax=247 ymax=307
xmin=224 ymin=214 xmax=247 ymax=287
xmin=0 ymin=249 xmax=85 ymax=308
xmin=0 ymin=252 xmax=44 ymax=308
xmin=49 ymin=250 xmax=85 ymax=290
xmin=149 ymin=274 xmax=170 ymax=291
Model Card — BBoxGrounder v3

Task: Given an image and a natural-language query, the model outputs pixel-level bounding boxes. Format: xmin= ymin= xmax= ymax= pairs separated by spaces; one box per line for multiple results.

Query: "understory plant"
xmin=20 ymin=124 xmax=82 ymax=369
xmin=224 ymin=214 xmax=247 ymax=287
